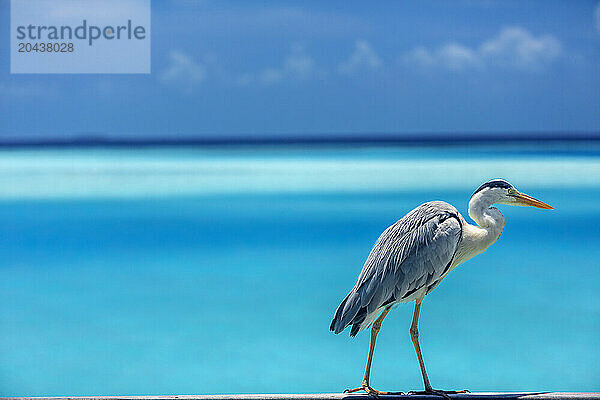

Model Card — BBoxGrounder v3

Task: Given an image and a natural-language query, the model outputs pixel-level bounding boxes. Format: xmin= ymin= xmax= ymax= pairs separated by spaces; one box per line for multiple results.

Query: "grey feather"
xmin=330 ymin=201 xmax=462 ymax=336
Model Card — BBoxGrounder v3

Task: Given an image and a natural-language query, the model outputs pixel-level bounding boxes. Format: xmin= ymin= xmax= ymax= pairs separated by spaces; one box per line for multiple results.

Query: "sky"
xmin=0 ymin=0 xmax=599 ymax=139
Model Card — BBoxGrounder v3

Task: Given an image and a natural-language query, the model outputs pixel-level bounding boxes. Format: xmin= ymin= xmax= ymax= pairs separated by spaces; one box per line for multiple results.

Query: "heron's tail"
xmin=330 ymin=290 xmax=364 ymax=336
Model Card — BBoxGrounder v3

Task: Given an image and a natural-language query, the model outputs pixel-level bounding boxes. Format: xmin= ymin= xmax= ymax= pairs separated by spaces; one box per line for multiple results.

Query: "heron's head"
xmin=471 ymin=179 xmax=554 ymax=209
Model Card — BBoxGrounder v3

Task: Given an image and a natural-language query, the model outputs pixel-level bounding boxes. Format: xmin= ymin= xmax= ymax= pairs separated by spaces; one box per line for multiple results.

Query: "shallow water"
xmin=0 ymin=144 xmax=599 ymax=395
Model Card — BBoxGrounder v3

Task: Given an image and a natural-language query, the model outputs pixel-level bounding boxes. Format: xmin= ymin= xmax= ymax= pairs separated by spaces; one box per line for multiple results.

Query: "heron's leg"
xmin=408 ymin=300 xmax=469 ymax=399
xmin=363 ymin=307 xmax=390 ymax=388
xmin=410 ymin=300 xmax=432 ymax=392
xmin=345 ymin=307 xmax=402 ymax=396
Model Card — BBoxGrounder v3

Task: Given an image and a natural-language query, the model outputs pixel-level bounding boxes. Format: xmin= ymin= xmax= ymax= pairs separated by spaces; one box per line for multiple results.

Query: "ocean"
xmin=1 ymin=143 xmax=599 ymax=395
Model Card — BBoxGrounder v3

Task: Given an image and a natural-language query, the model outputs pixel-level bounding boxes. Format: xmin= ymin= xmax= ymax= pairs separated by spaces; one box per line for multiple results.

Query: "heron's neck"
xmin=466 ymin=194 xmax=505 ymax=249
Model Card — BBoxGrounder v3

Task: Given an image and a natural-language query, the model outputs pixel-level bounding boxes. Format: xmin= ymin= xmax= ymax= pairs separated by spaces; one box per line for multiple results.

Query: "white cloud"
xmin=438 ymin=43 xmax=480 ymax=70
xmin=236 ymin=45 xmax=320 ymax=85
xmin=258 ymin=68 xmax=284 ymax=85
xmin=338 ymin=40 xmax=382 ymax=75
xmin=160 ymin=50 xmax=206 ymax=91
xmin=403 ymin=26 xmax=562 ymax=72
xmin=404 ymin=43 xmax=480 ymax=71
xmin=283 ymin=47 xmax=317 ymax=79
xmin=479 ymin=27 xmax=561 ymax=70
xmin=237 ymin=41 xmax=384 ymax=85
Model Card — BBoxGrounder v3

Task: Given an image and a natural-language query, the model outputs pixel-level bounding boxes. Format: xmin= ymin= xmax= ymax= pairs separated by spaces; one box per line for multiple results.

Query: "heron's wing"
xmin=330 ymin=201 xmax=462 ymax=336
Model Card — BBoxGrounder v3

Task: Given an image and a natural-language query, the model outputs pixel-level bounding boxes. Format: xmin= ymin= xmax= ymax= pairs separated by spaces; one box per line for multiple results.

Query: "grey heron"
xmin=330 ymin=179 xmax=553 ymax=397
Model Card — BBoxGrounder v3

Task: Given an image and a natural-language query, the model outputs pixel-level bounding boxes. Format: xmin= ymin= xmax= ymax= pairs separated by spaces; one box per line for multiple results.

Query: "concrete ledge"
xmin=2 ymin=393 xmax=600 ymax=400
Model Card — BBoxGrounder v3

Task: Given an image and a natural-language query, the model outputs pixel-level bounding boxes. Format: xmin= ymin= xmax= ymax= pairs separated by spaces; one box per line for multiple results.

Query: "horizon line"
xmin=0 ymin=131 xmax=599 ymax=148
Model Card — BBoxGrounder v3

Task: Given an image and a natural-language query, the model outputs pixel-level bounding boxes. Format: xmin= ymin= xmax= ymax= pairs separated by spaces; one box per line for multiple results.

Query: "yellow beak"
xmin=514 ymin=191 xmax=554 ymax=209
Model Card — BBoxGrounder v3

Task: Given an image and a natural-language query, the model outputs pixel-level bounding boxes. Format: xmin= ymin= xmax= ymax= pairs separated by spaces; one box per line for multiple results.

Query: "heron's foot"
xmin=408 ymin=389 xmax=469 ymax=399
xmin=344 ymin=382 xmax=404 ymax=397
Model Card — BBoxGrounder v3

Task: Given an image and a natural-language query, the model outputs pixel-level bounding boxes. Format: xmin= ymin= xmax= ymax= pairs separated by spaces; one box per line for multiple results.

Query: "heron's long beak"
xmin=514 ymin=191 xmax=554 ymax=209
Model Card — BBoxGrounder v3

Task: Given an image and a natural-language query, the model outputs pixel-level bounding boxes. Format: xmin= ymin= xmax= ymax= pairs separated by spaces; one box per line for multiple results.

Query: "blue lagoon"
xmin=1 ymin=143 xmax=599 ymax=395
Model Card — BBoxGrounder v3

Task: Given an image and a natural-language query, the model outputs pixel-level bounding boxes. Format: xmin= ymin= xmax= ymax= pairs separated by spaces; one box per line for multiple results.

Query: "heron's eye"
xmin=508 ymin=188 xmax=517 ymax=195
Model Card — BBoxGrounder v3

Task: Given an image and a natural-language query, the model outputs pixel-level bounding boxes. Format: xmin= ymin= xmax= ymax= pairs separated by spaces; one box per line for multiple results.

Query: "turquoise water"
xmin=0 ymin=144 xmax=599 ymax=395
